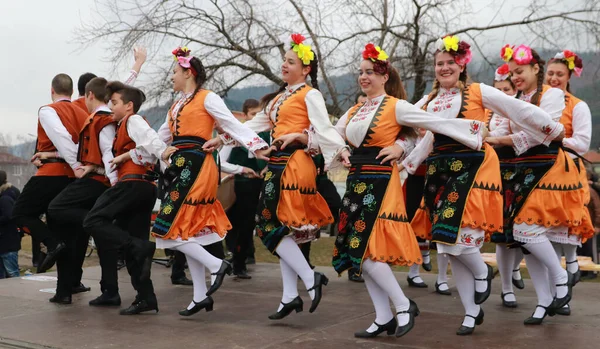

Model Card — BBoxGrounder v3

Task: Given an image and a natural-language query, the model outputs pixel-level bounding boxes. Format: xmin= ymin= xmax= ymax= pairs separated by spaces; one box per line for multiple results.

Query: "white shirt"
xmin=38 ymin=98 xmax=82 ymax=171
xmin=402 ymin=83 xmax=564 ymax=173
xmin=218 ymin=144 xmax=244 ymax=174
xmin=93 ymin=105 xmax=118 ymax=185
xmin=125 ymin=114 xmax=167 ymax=167
xmin=240 ymin=83 xmax=346 ymax=167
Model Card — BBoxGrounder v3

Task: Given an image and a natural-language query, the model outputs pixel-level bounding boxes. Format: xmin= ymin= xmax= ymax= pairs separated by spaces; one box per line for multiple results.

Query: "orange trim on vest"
xmin=559 ymin=92 xmax=582 ymax=138
xmin=35 ymin=101 xmax=88 ymax=177
xmin=271 ymin=86 xmax=312 ymax=139
xmin=113 ymin=114 xmax=153 ymax=181
xmin=168 ymin=89 xmax=214 ymax=139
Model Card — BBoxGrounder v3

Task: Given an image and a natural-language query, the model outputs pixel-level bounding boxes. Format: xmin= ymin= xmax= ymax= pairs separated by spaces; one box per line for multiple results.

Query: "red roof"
xmin=0 ymin=152 xmax=28 ymax=164
xmin=584 ymin=151 xmax=600 ymax=163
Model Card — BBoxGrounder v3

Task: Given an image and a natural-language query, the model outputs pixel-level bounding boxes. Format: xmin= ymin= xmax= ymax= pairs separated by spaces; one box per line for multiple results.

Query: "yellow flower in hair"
xmin=442 ymin=36 xmax=460 ymax=52
xmin=565 ymin=56 xmax=575 ymax=70
xmin=376 ymin=46 xmax=389 ymax=61
xmin=293 ymin=43 xmax=315 ymax=65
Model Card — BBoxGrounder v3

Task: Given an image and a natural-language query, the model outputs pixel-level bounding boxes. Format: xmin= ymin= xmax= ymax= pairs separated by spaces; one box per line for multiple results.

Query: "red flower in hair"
xmin=172 ymin=46 xmax=191 ymax=58
xmin=362 ymin=43 xmax=380 ymax=60
xmin=291 ymin=33 xmax=305 ymax=45
xmin=563 ymin=50 xmax=575 ymax=59
xmin=497 ymin=64 xmax=510 ymax=75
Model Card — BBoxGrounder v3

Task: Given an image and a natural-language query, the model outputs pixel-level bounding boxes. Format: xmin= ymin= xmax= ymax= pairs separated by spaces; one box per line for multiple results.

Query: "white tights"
xmin=274 ymin=236 xmax=316 ymax=311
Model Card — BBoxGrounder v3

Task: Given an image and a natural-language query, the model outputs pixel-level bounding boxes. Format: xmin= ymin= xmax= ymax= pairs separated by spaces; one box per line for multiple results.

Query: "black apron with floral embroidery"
xmin=423 ymin=135 xmax=485 ymax=245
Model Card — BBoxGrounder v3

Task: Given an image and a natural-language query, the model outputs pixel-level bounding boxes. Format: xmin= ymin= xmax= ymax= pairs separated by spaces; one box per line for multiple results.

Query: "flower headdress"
xmin=172 ymin=46 xmax=197 ymax=76
xmin=551 ymin=50 xmax=583 ymax=77
xmin=501 ymin=44 xmax=537 ymax=65
xmin=435 ymin=35 xmax=472 ymax=65
xmin=290 ymin=34 xmax=315 ymax=65
xmin=494 ymin=64 xmax=510 ymax=82
xmin=362 ymin=43 xmax=390 ymax=74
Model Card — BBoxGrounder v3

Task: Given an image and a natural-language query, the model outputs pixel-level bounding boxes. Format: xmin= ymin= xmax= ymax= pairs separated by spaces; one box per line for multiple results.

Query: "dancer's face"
xmin=281 ymin=50 xmax=310 ymax=85
xmin=508 ymin=61 xmax=539 ymax=94
xmin=244 ymin=107 xmax=261 ymax=121
xmin=358 ymin=60 xmax=388 ymax=97
xmin=546 ymin=62 xmax=570 ymax=92
xmin=434 ymin=51 xmax=464 ymax=89
xmin=493 ymin=80 xmax=516 ymax=96
xmin=171 ymin=64 xmax=193 ymax=92
xmin=109 ymin=93 xmax=132 ymax=121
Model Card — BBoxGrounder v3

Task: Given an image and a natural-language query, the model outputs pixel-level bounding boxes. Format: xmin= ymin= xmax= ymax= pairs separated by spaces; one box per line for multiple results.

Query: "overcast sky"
xmin=0 ymin=0 xmax=594 ymax=144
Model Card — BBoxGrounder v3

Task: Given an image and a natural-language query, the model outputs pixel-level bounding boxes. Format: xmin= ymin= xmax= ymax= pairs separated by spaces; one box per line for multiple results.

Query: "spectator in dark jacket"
xmin=0 ymin=170 xmax=21 ymax=279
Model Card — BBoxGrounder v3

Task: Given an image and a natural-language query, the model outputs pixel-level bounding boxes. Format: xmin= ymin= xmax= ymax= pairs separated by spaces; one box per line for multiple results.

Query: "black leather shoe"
xmin=129 ymin=239 xmax=155 ymax=282
xmin=119 ymin=299 xmax=158 ymax=315
xmin=395 ymin=299 xmax=419 ymax=337
xmin=72 ymin=283 xmax=91 ymax=294
xmin=38 ymin=242 xmax=66 ymax=273
xmin=512 ymin=268 xmax=525 ymax=290
xmin=179 ymin=296 xmax=214 ymax=316
xmin=268 ymin=296 xmax=303 ymax=320
xmin=435 ymin=282 xmax=452 ymax=295
xmin=206 ymin=260 xmax=233 ymax=296
xmin=422 ymin=253 xmax=432 ymax=272
xmin=89 ymin=293 xmax=121 ymax=306
xmin=407 ymin=275 xmax=428 ymax=288
xmin=554 ymin=304 xmax=571 ymax=316
xmin=49 ymin=294 xmax=72 ymax=304
xmin=566 ymin=260 xmax=581 ymax=286
xmin=501 ymin=292 xmax=518 ymax=308
xmin=308 ymin=272 xmax=329 ymax=313
xmin=524 ymin=305 xmax=554 ymax=325
xmin=354 ymin=318 xmax=397 ymax=338
xmin=456 ymin=308 xmax=484 ymax=335
xmin=552 ymin=272 xmax=574 ymax=310
xmin=171 ymin=276 xmax=193 ymax=285
xmin=234 ymin=269 xmax=252 ymax=280
xmin=474 ymin=264 xmax=493 ymax=304
xmin=348 ymin=272 xmax=364 ymax=283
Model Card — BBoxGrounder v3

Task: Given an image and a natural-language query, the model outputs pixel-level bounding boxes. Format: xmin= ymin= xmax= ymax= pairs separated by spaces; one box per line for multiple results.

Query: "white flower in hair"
xmin=554 ymin=52 xmax=566 ymax=59
xmin=436 ymin=38 xmax=445 ymax=51
xmin=494 ymin=64 xmax=511 ymax=82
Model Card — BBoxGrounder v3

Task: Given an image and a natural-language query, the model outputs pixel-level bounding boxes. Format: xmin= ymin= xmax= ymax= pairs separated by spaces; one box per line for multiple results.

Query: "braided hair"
xmin=515 ymin=49 xmax=545 ymax=106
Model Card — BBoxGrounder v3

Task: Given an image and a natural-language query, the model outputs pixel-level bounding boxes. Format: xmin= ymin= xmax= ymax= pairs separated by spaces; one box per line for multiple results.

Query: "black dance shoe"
xmin=422 ymin=254 xmax=432 ymax=272
xmin=268 ymin=296 xmax=303 ymax=320
xmin=119 ymin=299 xmax=159 ymax=315
xmin=524 ymin=305 xmax=554 ymax=325
xmin=435 ymin=282 xmax=452 ymax=296
xmin=206 ymin=260 xmax=233 ymax=296
xmin=129 ymin=239 xmax=156 ymax=282
xmin=555 ymin=304 xmax=571 ymax=316
xmin=474 ymin=264 xmax=493 ymax=304
xmin=49 ymin=294 xmax=72 ymax=305
xmin=551 ymin=272 xmax=574 ymax=310
xmin=566 ymin=260 xmax=581 ymax=286
xmin=171 ymin=276 xmax=193 ymax=285
xmin=348 ymin=272 xmax=364 ymax=283
xmin=501 ymin=292 xmax=518 ymax=308
xmin=407 ymin=275 xmax=428 ymax=288
xmin=234 ymin=269 xmax=252 ymax=280
xmin=512 ymin=268 xmax=525 ymax=290
xmin=89 ymin=293 xmax=121 ymax=306
xmin=38 ymin=242 xmax=66 ymax=273
xmin=72 ymin=283 xmax=91 ymax=294
xmin=354 ymin=318 xmax=397 ymax=338
xmin=308 ymin=272 xmax=329 ymax=313
xmin=456 ymin=308 xmax=484 ymax=335
xmin=395 ymin=299 xmax=419 ymax=337
xmin=179 ymin=296 xmax=214 ymax=316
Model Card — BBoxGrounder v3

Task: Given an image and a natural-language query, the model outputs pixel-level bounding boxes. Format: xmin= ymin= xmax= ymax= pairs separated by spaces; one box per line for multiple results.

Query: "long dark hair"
xmin=516 ymin=49 xmax=545 ymax=106
xmin=260 ymin=50 xmax=319 ymax=110
xmin=184 ymin=57 xmax=207 ymax=101
xmin=386 ymin=64 xmax=408 ymax=100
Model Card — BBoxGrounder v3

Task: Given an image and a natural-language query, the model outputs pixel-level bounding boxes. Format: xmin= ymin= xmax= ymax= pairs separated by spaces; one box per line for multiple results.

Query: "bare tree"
xmin=80 ymin=0 xmax=600 ymax=109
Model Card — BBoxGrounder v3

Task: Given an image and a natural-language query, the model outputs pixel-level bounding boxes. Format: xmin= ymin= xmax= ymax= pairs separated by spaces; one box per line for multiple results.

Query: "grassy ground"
xmin=15 ymin=235 xmax=599 ymax=283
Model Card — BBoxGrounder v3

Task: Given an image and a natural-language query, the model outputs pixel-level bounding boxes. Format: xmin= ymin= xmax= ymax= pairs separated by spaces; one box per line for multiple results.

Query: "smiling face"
xmin=109 ymin=92 xmax=133 ymax=121
xmin=171 ymin=64 xmax=193 ymax=93
xmin=434 ymin=51 xmax=464 ymax=89
xmin=546 ymin=61 xmax=570 ymax=92
xmin=281 ymin=50 xmax=311 ymax=85
xmin=508 ymin=61 xmax=539 ymax=94
xmin=493 ymin=80 xmax=516 ymax=96
xmin=358 ymin=60 xmax=388 ymax=98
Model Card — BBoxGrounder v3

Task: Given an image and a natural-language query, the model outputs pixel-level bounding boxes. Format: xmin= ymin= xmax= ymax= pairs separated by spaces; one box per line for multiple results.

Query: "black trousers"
xmin=226 ymin=179 xmax=262 ymax=272
xmin=169 ymin=250 xmax=187 ymax=281
xmin=83 ymin=180 xmax=157 ymax=300
xmin=47 ymin=178 xmax=109 ymax=296
xmin=12 ymin=176 xmax=73 ymax=250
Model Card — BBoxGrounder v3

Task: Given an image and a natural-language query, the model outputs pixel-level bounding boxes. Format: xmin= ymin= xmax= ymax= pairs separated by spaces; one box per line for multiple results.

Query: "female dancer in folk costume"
xmin=214 ymin=34 xmax=349 ymax=320
xmin=486 ymin=44 xmax=582 ymax=325
xmin=331 ymin=43 xmax=489 ymax=339
xmin=406 ymin=36 xmax=561 ymax=335
xmin=151 ymin=47 xmax=269 ymax=316
xmin=488 ymin=64 xmax=526 ymax=308
xmin=544 ymin=50 xmax=593 ymax=316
